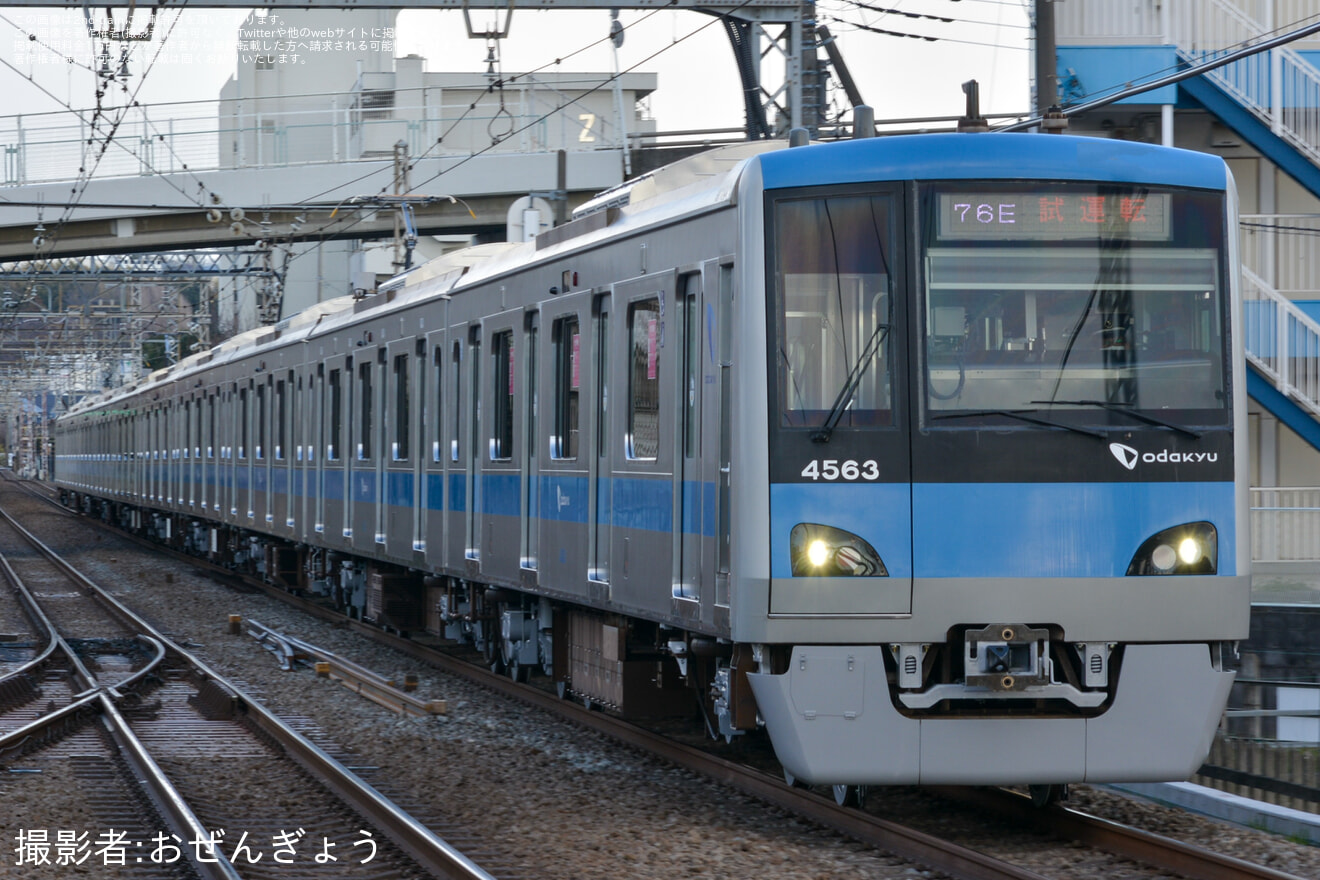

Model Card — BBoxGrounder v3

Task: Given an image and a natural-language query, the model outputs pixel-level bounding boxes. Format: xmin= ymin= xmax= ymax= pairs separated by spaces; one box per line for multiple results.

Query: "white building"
xmin=216 ymin=9 xmax=656 ymax=322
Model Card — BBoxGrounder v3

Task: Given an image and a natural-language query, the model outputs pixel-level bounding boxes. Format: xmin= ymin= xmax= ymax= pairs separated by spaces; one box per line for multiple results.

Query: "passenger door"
xmin=540 ymin=296 xmax=591 ymax=594
xmin=609 ymin=272 xmax=677 ymax=615
xmin=423 ymin=328 xmax=450 ymax=571
xmin=479 ymin=311 xmax=522 ymax=583
xmin=384 ymin=337 xmax=417 ymax=560
xmin=351 ymin=348 xmax=382 ymax=554
xmin=671 ymin=270 xmax=706 ymax=622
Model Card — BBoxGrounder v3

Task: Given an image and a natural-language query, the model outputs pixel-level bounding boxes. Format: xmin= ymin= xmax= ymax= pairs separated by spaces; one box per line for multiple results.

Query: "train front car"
xmin=737 ymin=133 xmax=1248 ymax=789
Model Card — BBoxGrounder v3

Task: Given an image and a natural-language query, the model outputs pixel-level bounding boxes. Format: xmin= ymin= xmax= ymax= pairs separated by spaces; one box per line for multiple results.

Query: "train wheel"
xmin=1028 ymin=784 xmax=1068 ymax=808
xmin=480 ymin=628 xmax=505 ymax=675
xmin=508 ymin=658 xmax=530 ymax=683
xmin=783 ymin=770 xmax=811 ymax=789
xmin=833 ymin=784 xmax=867 ymax=808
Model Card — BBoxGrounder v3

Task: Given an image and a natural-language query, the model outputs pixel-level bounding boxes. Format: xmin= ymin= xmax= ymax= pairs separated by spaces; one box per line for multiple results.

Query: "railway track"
xmin=8 ymin=473 xmax=1317 ymax=880
xmin=0 ymin=496 xmax=499 ymax=880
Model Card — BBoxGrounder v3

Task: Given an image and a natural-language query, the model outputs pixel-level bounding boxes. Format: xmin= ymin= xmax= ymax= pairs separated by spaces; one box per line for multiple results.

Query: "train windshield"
xmin=920 ymin=183 xmax=1229 ymax=429
xmin=771 ymin=192 xmax=896 ymax=428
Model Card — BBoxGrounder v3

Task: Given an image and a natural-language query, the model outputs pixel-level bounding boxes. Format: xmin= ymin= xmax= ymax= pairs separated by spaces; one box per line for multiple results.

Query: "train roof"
xmin=755 ymin=132 xmax=1229 ymax=191
xmin=61 ymin=133 xmax=1228 ymax=419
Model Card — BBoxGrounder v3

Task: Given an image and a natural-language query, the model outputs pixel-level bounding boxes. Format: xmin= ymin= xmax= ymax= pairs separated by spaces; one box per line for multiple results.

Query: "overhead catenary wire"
xmin=278 ymin=1 xmax=764 ymax=282
xmin=0 ymin=4 xmax=208 ymax=391
xmin=835 ymin=0 xmax=1029 ymax=29
xmin=826 ymin=16 xmax=1028 ymax=49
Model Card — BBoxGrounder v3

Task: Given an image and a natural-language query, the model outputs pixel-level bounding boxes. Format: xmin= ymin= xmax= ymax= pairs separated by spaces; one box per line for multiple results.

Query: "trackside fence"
xmin=1252 ymin=487 xmax=1320 ymax=562
xmin=1195 ymin=738 xmax=1320 ymax=811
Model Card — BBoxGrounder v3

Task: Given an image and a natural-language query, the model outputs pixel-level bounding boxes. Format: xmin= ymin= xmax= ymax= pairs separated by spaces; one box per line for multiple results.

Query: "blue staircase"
xmin=1057 ymin=0 xmax=1320 ymax=449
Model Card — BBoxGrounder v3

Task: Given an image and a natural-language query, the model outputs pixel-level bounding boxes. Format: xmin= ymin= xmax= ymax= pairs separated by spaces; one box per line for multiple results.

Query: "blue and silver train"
xmin=55 ymin=131 xmax=1249 ymax=795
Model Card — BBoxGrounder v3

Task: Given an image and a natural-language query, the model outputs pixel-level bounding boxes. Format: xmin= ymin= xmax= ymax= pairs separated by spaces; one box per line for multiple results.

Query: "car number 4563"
xmin=800 ymin=459 xmax=880 ymax=481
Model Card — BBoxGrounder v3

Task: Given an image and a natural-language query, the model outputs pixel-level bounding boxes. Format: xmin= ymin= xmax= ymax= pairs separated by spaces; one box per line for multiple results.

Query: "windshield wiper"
xmin=812 ymin=323 xmax=891 ymax=443
xmin=1029 ymin=399 xmax=1203 ymax=439
xmin=931 ymin=408 xmax=1109 ymax=439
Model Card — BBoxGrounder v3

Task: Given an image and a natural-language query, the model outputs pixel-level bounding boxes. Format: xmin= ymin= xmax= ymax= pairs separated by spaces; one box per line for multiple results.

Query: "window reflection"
xmin=774 ymin=194 xmax=895 ymax=428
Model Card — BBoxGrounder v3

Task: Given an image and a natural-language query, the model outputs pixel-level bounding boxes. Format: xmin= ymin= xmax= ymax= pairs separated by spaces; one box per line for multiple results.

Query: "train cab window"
xmin=358 ymin=361 xmax=373 ymax=460
xmin=551 ymin=316 xmax=580 ymax=459
xmin=772 ymin=193 xmax=895 ymax=429
xmin=920 ymin=185 xmax=1229 ymax=428
xmin=627 ymin=297 xmax=662 ymax=460
xmin=393 ymin=353 xmax=410 ymax=461
xmin=328 ymin=369 xmax=342 ymax=461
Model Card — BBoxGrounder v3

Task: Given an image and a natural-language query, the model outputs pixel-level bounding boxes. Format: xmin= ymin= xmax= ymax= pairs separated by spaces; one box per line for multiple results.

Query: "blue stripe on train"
xmin=911 ymin=481 xmax=1236 ymax=578
xmin=70 ymin=464 xmax=724 ymax=537
xmin=769 ymin=480 xmax=1236 ymax=579
xmin=769 ymin=483 xmax=914 ymax=579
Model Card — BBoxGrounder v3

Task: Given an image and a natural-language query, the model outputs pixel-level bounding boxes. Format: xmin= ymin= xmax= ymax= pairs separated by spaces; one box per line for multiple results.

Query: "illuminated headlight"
xmin=790 ymin=523 xmax=888 ymax=577
xmin=1126 ymin=522 xmax=1217 ymax=576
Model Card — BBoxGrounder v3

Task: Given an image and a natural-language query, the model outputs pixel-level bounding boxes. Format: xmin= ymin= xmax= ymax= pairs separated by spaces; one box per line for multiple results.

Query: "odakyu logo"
xmin=1109 ymin=442 xmax=1218 ymax=470
xmin=1109 ymin=442 xmax=1139 ymax=470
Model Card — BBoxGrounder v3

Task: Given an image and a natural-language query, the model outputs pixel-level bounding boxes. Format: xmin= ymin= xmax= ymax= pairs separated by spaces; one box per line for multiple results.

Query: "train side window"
xmin=551 ymin=315 xmax=580 ymax=459
xmin=596 ymin=308 xmax=610 ymax=459
xmin=682 ymin=274 xmax=699 ymax=458
xmin=255 ymin=381 xmax=266 ymax=460
xmin=451 ymin=341 xmax=462 ymax=462
xmin=393 ymin=353 xmax=410 ymax=461
xmin=433 ymin=346 xmax=444 ymax=462
xmin=238 ymin=386 xmax=248 ymax=459
xmin=275 ymin=378 xmax=286 ymax=460
xmin=327 ymin=369 xmax=342 ymax=461
xmin=308 ymin=372 xmax=319 ymax=462
xmin=627 ymin=297 xmax=661 ymax=461
xmin=492 ymin=330 xmax=514 ymax=461
xmin=469 ymin=334 xmax=482 ymax=466
xmin=358 ymin=360 xmax=373 ymax=460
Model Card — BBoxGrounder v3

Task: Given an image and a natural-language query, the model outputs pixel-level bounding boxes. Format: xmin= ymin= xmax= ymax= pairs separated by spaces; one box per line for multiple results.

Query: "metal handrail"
xmin=1056 ymin=1 xmax=1320 ymax=164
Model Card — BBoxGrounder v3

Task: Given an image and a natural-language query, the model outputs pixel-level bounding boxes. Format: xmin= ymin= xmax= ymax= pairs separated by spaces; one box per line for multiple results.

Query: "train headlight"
xmin=1126 ymin=522 xmax=1217 ymax=576
xmin=790 ymin=523 xmax=888 ymax=577
xmin=1150 ymin=543 xmax=1177 ymax=572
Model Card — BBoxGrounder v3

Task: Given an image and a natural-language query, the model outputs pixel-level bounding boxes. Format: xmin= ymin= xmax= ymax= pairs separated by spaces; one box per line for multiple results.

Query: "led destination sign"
xmin=937 ymin=192 xmax=1172 ymax=241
